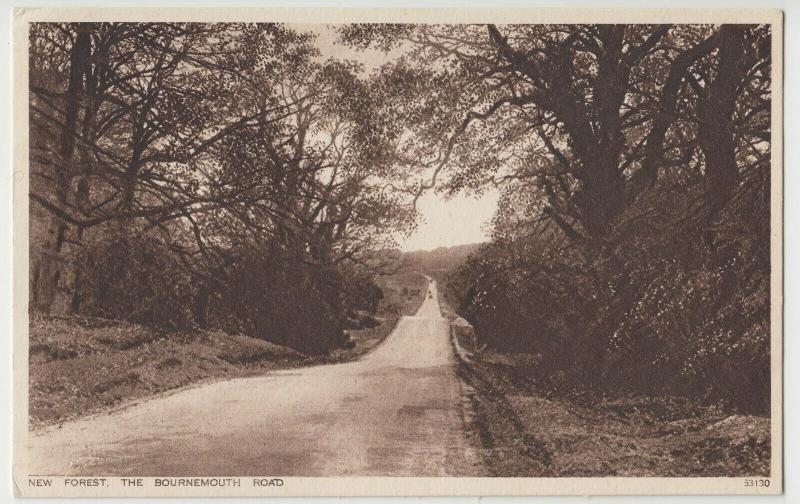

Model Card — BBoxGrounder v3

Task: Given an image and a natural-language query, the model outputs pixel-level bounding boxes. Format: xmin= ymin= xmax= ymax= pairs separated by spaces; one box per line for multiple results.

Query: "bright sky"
xmin=400 ymin=190 xmax=499 ymax=252
xmin=294 ymin=23 xmax=499 ymax=252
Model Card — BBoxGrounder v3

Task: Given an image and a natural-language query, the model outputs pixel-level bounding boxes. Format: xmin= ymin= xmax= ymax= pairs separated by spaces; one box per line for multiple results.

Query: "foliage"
xmin=29 ymin=22 xmax=417 ymax=354
xmin=76 ymin=230 xmax=197 ymax=331
xmin=448 ymin=156 xmax=770 ymax=412
xmin=212 ymin=244 xmax=340 ymax=354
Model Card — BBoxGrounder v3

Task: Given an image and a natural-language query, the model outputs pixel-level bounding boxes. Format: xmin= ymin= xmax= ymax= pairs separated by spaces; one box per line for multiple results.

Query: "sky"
xmin=400 ymin=189 xmax=499 ymax=252
xmin=294 ymin=23 xmax=500 ymax=252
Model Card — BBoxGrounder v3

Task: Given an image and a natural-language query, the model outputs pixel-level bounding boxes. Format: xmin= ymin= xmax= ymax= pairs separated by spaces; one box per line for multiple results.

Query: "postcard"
xmin=12 ymin=6 xmax=782 ymax=496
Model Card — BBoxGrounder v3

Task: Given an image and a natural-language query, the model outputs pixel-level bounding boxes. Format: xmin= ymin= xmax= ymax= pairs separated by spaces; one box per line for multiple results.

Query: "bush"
xmin=213 ymin=245 xmax=340 ymax=355
xmin=76 ymin=230 xmax=196 ymax=330
xmin=74 ymin=228 xmax=388 ymax=356
xmin=450 ymin=167 xmax=770 ymax=413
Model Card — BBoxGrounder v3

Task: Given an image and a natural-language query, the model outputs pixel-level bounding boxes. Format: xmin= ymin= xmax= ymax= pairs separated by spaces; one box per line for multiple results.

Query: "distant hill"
xmin=401 ymin=242 xmax=483 ymax=273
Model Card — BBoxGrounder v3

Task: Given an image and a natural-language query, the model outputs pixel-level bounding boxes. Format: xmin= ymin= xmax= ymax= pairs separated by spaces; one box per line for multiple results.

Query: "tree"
xmin=345 ymin=23 xmax=772 ymax=405
xmin=341 ymin=24 xmax=768 ymax=246
xmin=193 ymin=53 xmax=414 ymax=352
xmin=29 ymin=23 xmax=317 ymax=313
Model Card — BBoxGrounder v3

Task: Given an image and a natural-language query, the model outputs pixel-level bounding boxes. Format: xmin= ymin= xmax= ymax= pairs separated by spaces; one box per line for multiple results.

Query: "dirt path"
xmin=25 ymin=280 xmax=487 ymax=477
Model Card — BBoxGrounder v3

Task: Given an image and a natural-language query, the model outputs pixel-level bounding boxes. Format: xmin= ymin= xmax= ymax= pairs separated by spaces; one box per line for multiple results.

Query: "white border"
xmin=2 ymin=1 xmax=792 ymax=500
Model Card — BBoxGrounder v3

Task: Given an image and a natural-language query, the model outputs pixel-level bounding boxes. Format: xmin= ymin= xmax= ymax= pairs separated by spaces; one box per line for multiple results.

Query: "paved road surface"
xmin=26 ymin=279 xmax=485 ymax=476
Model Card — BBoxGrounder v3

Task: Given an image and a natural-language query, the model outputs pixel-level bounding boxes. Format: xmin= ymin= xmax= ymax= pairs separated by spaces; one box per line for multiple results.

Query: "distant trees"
xmin=344 ymin=23 xmax=772 ymax=411
xmin=29 ymin=23 xmax=414 ymax=353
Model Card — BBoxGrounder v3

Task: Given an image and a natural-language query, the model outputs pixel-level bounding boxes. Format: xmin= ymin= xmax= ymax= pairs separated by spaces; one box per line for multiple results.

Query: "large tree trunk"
xmin=580 ymin=26 xmax=627 ymax=245
xmin=33 ymin=26 xmax=92 ymax=314
xmin=699 ymin=25 xmax=746 ymax=241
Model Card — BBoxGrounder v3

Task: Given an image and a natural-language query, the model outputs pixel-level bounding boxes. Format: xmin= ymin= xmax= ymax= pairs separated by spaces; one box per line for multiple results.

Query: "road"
xmin=26 ymin=279 xmax=486 ymax=476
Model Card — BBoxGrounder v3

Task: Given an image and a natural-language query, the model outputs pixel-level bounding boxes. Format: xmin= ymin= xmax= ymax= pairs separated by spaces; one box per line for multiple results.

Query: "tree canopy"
xmin=341 ymin=23 xmax=772 ymax=411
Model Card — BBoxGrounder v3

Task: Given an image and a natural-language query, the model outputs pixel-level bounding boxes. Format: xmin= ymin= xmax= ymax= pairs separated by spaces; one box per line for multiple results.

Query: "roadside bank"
xmin=444 ymin=305 xmax=770 ymax=476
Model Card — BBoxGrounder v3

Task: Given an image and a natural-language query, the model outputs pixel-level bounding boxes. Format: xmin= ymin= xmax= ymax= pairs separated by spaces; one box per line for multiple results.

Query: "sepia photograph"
xmin=11 ymin=6 xmax=782 ymax=497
